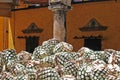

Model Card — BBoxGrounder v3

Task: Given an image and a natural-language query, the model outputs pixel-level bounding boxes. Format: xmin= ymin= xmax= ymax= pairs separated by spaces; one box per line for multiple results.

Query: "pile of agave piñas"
xmin=0 ymin=39 xmax=120 ymax=80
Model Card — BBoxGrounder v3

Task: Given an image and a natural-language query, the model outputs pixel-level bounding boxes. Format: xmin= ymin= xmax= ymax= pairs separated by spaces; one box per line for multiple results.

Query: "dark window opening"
xmin=26 ymin=36 xmax=39 ymax=53
xmin=84 ymin=38 xmax=101 ymax=51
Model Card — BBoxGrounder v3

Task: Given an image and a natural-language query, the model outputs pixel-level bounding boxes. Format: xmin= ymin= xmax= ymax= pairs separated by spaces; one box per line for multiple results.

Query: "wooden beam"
xmin=0 ymin=3 xmax=12 ymax=9
xmin=0 ymin=3 xmax=11 ymax=17
xmin=0 ymin=9 xmax=11 ymax=17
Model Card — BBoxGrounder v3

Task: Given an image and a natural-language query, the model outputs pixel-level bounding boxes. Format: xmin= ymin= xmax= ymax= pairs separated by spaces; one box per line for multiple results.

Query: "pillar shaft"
xmin=53 ymin=10 xmax=66 ymax=41
xmin=48 ymin=0 xmax=71 ymax=42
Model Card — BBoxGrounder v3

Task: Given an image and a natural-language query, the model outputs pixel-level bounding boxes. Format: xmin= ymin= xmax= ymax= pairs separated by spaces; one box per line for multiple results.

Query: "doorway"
xmin=26 ymin=36 xmax=39 ymax=53
xmin=84 ymin=38 xmax=101 ymax=51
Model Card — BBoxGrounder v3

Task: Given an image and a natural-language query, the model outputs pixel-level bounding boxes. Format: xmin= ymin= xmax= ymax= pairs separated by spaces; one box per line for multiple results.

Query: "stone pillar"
xmin=53 ymin=10 xmax=66 ymax=41
xmin=48 ymin=0 xmax=71 ymax=41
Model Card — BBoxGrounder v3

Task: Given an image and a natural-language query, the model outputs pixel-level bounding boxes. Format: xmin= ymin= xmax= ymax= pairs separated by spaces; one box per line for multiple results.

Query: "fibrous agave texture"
xmin=33 ymin=46 xmax=48 ymax=60
xmin=1 ymin=39 xmax=120 ymax=80
xmin=92 ymin=59 xmax=106 ymax=71
xmin=77 ymin=47 xmax=107 ymax=64
xmin=40 ymin=55 xmax=56 ymax=67
xmin=17 ymin=51 xmax=32 ymax=62
xmin=0 ymin=52 xmax=5 ymax=73
xmin=116 ymin=51 xmax=120 ymax=66
xmin=53 ymin=41 xmax=73 ymax=53
xmin=2 ymin=49 xmax=17 ymax=64
xmin=93 ymin=51 xmax=105 ymax=61
xmin=78 ymin=47 xmax=94 ymax=60
xmin=91 ymin=60 xmax=108 ymax=80
xmin=11 ymin=63 xmax=26 ymax=75
xmin=37 ymin=67 xmax=60 ymax=80
xmin=14 ymin=74 xmax=28 ymax=80
xmin=33 ymin=39 xmax=60 ymax=60
xmin=1 ymin=49 xmax=18 ymax=73
xmin=106 ymin=52 xmax=120 ymax=78
xmin=55 ymin=52 xmax=73 ymax=66
xmin=62 ymin=61 xmax=78 ymax=77
xmin=0 ymin=72 xmax=15 ymax=80
xmin=91 ymin=68 xmax=108 ymax=80
xmin=27 ymin=73 xmax=37 ymax=80
xmin=41 ymin=39 xmax=60 ymax=55
xmin=42 ymin=39 xmax=60 ymax=47
xmin=25 ymin=60 xmax=38 ymax=73
xmin=103 ymin=49 xmax=120 ymax=64
xmin=60 ymin=75 xmax=76 ymax=80
xmin=77 ymin=62 xmax=92 ymax=80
